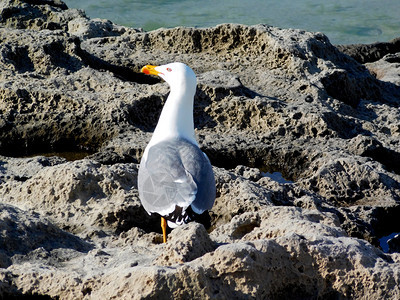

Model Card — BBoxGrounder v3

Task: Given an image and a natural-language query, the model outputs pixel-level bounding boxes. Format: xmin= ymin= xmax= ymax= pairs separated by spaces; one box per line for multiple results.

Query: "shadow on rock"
xmin=0 ymin=203 xmax=93 ymax=268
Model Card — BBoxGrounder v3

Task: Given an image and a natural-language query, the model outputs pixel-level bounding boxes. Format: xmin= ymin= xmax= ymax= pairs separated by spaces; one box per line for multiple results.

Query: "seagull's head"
xmin=141 ymin=62 xmax=197 ymax=94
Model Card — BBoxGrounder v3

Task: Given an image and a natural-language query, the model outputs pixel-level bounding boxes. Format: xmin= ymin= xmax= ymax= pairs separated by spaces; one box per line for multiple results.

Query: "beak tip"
xmin=141 ymin=65 xmax=159 ymax=76
xmin=140 ymin=66 xmax=148 ymax=74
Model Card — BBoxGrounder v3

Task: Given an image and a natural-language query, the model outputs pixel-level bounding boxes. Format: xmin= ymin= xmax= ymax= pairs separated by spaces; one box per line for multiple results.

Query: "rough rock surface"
xmin=336 ymin=37 xmax=400 ymax=64
xmin=1 ymin=0 xmax=400 ymax=299
xmin=365 ymin=53 xmax=400 ymax=86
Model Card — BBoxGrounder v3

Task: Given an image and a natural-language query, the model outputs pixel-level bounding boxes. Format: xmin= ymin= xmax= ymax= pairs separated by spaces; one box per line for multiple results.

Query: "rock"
xmin=388 ymin=234 xmax=400 ymax=253
xmin=67 ymin=17 xmax=129 ymax=39
xmin=0 ymin=203 xmax=91 ymax=268
xmin=337 ymin=38 xmax=400 ymax=87
xmin=0 ymin=0 xmax=128 ymax=38
xmin=211 ymin=167 xmax=274 ymax=227
xmin=1 ymin=0 xmax=72 ymax=31
xmin=154 ymin=222 xmax=215 ymax=266
xmin=210 ymin=206 xmax=346 ymax=244
xmin=0 ymin=157 xmax=160 ymax=235
xmin=0 ymin=0 xmax=400 ymax=298
xmin=78 ymin=234 xmax=400 ymax=299
xmin=299 ymin=152 xmax=400 ymax=207
xmin=339 ymin=205 xmax=400 ymax=248
xmin=365 ymin=52 xmax=400 ymax=86
xmin=4 ymin=205 xmax=399 ymax=299
xmin=0 ymin=155 xmax=66 ymax=183
xmin=336 ymin=37 xmax=400 ymax=64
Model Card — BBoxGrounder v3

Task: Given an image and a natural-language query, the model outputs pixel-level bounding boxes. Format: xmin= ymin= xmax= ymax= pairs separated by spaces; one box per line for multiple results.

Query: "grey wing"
xmin=186 ymin=151 xmax=216 ymax=214
xmin=138 ymin=140 xmax=199 ymax=215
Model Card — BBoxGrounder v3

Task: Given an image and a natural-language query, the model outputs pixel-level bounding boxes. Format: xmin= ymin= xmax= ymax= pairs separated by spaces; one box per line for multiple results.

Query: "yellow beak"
xmin=141 ymin=65 xmax=161 ymax=76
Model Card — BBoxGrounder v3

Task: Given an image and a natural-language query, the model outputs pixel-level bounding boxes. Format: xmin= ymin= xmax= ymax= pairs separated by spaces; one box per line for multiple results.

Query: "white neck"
xmin=147 ymin=85 xmax=197 ymax=150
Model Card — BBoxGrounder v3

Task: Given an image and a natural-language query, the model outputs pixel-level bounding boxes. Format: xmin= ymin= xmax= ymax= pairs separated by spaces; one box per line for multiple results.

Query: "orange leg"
xmin=161 ymin=217 xmax=167 ymax=243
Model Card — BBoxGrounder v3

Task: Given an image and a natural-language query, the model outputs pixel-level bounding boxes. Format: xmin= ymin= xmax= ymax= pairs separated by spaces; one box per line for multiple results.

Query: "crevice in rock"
xmin=203 ymin=144 xmax=309 ymax=183
xmin=127 ymin=94 xmax=165 ymax=131
xmin=75 ymin=43 xmax=160 ymax=84
xmin=339 ymin=205 xmax=400 ymax=249
xmin=321 ymin=112 xmax=360 ymax=139
xmin=372 ymin=206 xmax=400 ymax=239
xmin=1 ymin=292 xmax=56 ymax=300
xmin=0 ymin=138 xmax=97 ymax=161
xmin=348 ymin=136 xmax=400 ymax=176
xmin=362 ymin=146 xmax=400 ymax=175
xmin=106 ymin=205 xmax=162 ymax=235
xmin=320 ymin=70 xmax=381 ymax=108
xmin=43 ymin=39 xmax=84 ymax=72
xmin=232 ymin=222 xmax=261 ymax=239
xmin=4 ymin=46 xmax=35 ymax=73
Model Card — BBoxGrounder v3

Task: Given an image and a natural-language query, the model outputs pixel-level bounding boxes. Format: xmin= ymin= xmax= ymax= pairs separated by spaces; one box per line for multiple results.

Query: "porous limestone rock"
xmin=0 ymin=0 xmax=400 ymax=299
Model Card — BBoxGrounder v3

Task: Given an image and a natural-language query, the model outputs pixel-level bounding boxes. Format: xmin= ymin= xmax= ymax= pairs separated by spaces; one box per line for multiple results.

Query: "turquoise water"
xmin=64 ymin=0 xmax=400 ymax=44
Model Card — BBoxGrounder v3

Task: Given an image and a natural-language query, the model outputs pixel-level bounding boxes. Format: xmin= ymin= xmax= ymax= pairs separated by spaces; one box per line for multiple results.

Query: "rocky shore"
xmin=1 ymin=0 xmax=400 ymax=299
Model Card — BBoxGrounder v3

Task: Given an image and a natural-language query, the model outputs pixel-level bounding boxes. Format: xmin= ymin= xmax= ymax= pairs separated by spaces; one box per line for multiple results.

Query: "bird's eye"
xmin=166 ymin=68 xmax=172 ymax=72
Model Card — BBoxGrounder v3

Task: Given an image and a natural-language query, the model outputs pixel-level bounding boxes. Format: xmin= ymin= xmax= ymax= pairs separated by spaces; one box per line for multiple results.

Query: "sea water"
xmin=379 ymin=232 xmax=400 ymax=253
xmin=64 ymin=0 xmax=400 ymax=44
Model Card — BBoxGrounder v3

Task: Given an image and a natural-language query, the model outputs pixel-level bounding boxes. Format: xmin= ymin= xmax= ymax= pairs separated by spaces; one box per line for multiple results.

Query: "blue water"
xmin=64 ymin=0 xmax=400 ymax=44
xmin=379 ymin=232 xmax=400 ymax=253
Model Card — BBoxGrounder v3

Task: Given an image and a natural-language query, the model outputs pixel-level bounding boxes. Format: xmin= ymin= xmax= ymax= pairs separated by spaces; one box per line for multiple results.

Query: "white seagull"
xmin=138 ymin=62 xmax=216 ymax=243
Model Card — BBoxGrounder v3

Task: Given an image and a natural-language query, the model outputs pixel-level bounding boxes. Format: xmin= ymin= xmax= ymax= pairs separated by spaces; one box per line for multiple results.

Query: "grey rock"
xmin=154 ymin=222 xmax=215 ymax=266
xmin=0 ymin=203 xmax=91 ymax=268
xmin=0 ymin=158 xmax=158 ymax=235
xmin=210 ymin=206 xmax=346 ymax=244
xmin=336 ymin=37 xmax=400 ymax=64
xmin=0 ymin=0 xmax=400 ymax=299
xmin=366 ymin=52 xmax=400 ymax=86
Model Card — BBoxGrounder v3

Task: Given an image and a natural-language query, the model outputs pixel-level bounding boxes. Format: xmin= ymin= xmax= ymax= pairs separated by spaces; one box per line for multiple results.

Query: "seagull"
xmin=138 ymin=62 xmax=216 ymax=243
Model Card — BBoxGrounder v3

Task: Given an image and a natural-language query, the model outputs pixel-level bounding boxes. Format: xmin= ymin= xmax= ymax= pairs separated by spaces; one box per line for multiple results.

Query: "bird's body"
xmin=138 ymin=62 xmax=216 ymax=242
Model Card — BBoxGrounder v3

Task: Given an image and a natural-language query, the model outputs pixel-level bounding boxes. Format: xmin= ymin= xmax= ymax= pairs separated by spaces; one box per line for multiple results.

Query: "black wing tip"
xmin=161 ymin=205 xmax=212 ymax=229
